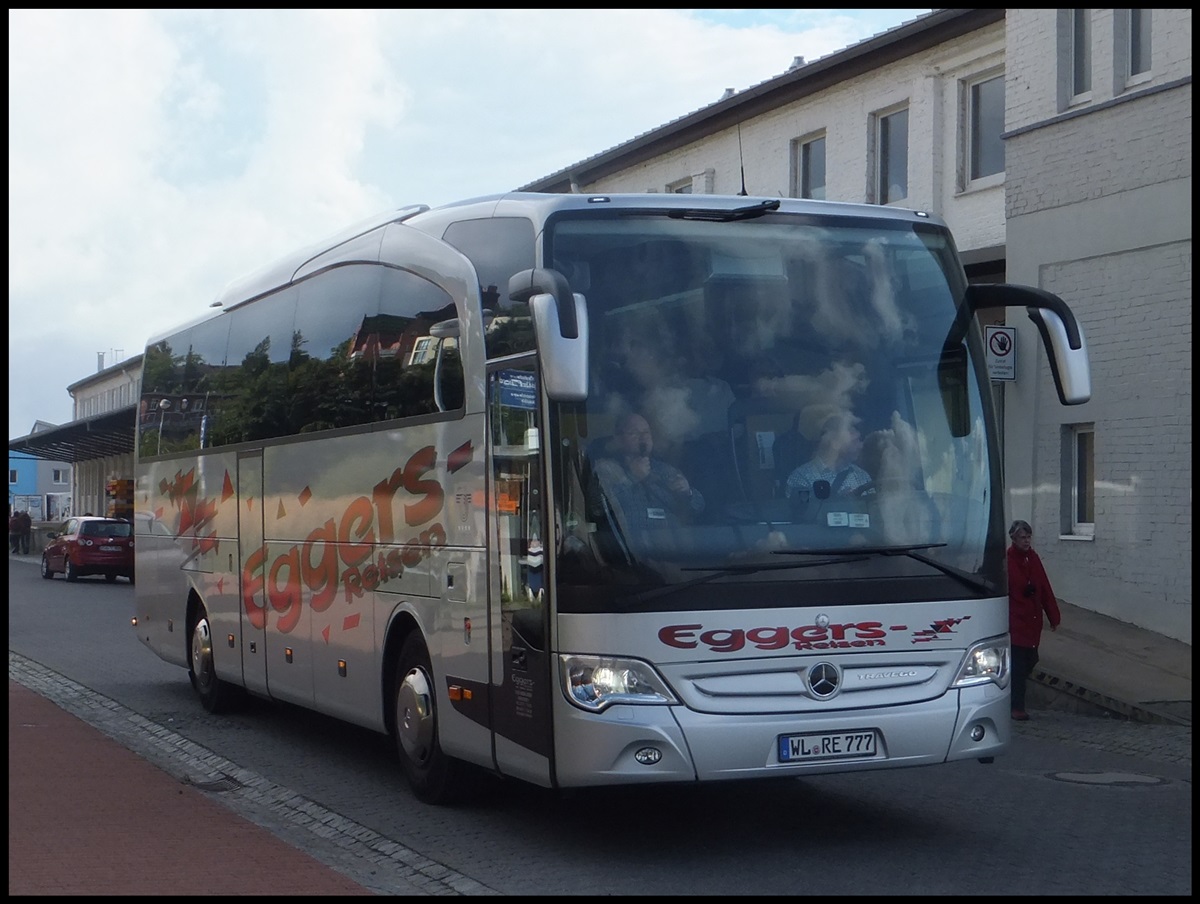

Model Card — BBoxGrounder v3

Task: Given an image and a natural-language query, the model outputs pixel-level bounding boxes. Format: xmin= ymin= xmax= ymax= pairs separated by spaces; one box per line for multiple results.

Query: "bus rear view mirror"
xmin=509 ymin=266 xmax=589 ymax=400
xmin=1026 ymin=305 xmax=1091 ymax=405
xmin=508 ymin=267 xmax=579 ymax=338
xmin=964 ymin=283 xmax=1091 ymax=406
xmin=529 ymin=292 xmax=589 ymax=401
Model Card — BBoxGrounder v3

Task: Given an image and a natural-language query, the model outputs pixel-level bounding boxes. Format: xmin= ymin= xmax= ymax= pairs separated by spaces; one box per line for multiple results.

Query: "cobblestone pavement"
xmin=1012 ymin=709 xmax=1191 ymax=767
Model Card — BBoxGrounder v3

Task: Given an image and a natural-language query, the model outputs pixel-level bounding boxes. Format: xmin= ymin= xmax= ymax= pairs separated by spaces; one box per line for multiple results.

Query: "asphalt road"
xmin=8 ymin=559 xmax=1192 ymax=895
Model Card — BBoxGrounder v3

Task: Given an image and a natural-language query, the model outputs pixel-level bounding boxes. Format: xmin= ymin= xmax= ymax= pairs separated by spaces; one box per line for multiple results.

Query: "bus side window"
xmin=441 ymin=217 xmax=536 ymax=360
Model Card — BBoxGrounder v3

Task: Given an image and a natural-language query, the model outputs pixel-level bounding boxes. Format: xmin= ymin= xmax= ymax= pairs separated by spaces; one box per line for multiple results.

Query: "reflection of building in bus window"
xmin=860 ymin=411 xmax=942 ymax=544
xmin=602 ymin=311 xmax=735 ymax=458
xmin=602 ymin=313 xmax=679 ymax=397
xmin=861 ymin=411 xmax=922 ymax=492
xmin=806 ymin=239 xmax=913 ymax=354
xmin=680 ymin=329 xmax=735 ymax=442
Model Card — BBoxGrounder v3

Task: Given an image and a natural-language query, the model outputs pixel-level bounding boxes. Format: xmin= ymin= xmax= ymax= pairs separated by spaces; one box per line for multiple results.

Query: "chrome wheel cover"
xmin=396 ymin=666 xmax=435 ymax=767
xmin=190 ymin=617 xmax=216 ymax=692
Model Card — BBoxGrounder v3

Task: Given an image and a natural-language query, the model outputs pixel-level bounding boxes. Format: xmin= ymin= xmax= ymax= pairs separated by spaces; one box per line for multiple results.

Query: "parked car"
xmin=40 ymin=516 xmax=134 ymax=583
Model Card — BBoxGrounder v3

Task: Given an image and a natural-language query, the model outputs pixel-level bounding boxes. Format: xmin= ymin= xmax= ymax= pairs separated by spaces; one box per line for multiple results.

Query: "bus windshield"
xmin=547 ymin=210 xmax=1003 ymax=612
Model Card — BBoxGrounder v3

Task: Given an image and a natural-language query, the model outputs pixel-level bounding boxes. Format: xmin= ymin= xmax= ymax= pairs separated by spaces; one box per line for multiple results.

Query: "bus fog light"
xmin=634 ymin=747 xmax=662 ymax=765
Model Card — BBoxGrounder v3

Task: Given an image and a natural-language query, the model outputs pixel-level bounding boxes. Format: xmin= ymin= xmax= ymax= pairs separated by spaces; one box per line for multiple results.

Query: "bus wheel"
xmin=394 ymin=633 xmax=462 ymax=804
xmin=189 ymin=611 xmax=237 ymax=713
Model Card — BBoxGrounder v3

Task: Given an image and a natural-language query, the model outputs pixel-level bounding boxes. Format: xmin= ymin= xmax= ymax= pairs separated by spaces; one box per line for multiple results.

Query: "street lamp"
xmin=156 ymin=398 xmax=171 ymax=456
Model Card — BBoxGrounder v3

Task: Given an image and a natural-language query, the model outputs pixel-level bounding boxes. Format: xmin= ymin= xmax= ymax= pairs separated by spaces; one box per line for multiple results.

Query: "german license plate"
xmin=100 ymin=545 xmax=121 ymax=552
xmin=778 ymin=730 xmax=877 ymax=762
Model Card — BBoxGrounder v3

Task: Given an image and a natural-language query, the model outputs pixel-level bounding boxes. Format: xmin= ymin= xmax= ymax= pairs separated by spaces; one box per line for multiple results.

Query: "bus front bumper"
xmin=550 ymin=681 xmax=1009 ymax=787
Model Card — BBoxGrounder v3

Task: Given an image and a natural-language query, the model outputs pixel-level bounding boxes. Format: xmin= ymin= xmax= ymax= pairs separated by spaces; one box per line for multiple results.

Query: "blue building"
xmin=8 ymin=423 xmax=72 ymax=522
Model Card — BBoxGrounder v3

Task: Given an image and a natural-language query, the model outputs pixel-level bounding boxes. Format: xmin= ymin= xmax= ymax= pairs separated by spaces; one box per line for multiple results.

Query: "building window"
xmin=1071 ymin=9 xmax=1092 ymax=97
xmin=968 ymin=74 xmax=1005 ymax=182
xmin=1129 ymin=8 xmax=1151 ymax=77
xmin=1066 ymin=424 xmax=1095 ymax=537
xmin=666 ymin=170 xmax=714 ymax=194
xmin=875 ymin=107 xmax=908 ymax=204
xmin=52 ymin=469 xmax=69 ymax=484
xmin=409 ymin=336 xmax=436 ymax=365
xmin=8 ymin=469 xmax=16 ymax=484
xmin=793 ymin=134 xmax=826 ymax=200
xmin=1114 ymin=9 xmax=1153 ymax=93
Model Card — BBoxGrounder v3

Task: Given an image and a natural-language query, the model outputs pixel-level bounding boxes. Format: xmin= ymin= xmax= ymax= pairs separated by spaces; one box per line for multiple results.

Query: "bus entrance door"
xmin=237 ymin=451 xmax=269 ymax=698
xmin=487 ymin=364 xmax=554 ymax=784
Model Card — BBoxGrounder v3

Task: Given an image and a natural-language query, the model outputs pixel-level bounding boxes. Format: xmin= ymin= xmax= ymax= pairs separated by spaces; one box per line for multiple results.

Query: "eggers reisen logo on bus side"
xmin=157 ymin=444 xmax=461 ymax=635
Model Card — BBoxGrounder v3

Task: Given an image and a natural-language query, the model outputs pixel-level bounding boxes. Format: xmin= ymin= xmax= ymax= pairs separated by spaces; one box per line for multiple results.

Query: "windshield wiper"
xmin=772 ymin=543 xmax=997 ymax=596
xmin=621 ymin=556 xmax=869 ymax=607
xmin=666 ymin=199 xmax=781 ymax=222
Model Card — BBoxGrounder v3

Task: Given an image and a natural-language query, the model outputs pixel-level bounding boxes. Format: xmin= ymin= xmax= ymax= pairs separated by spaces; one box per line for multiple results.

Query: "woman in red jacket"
xmin=1007 ymin=520 xmax=1062 ymax=721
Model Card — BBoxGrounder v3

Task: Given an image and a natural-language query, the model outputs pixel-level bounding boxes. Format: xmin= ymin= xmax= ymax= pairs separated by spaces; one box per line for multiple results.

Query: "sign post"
xmin=985 ymin=325 xmax=1016 ymax=382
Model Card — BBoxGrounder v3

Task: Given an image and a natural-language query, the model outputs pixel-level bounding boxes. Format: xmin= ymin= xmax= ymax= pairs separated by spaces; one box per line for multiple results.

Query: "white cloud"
xmin=8 ymin=8 xmax=927 ymax=438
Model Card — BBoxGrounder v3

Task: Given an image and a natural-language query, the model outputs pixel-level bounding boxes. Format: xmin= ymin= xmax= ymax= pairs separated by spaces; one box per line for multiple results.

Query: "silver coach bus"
xmin=133 ymin=193 xmax=1090 ymax=803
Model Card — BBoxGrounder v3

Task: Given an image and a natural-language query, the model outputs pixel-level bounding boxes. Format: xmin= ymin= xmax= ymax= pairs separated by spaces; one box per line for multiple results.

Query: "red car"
xmin=41 ymin=516 xmax=135 ymax=584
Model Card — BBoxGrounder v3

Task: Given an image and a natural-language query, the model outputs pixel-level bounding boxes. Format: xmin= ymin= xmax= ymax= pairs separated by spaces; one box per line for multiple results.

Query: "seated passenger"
xmin=588 ymin=412 xmax=705 ymax=533
xmin=785 ymin=411 xmax=873 ymax=499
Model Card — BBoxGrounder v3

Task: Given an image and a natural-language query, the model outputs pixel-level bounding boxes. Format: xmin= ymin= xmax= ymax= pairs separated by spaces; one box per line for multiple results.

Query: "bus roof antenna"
xmin=737 ymin=124 xmax=748 ymax=196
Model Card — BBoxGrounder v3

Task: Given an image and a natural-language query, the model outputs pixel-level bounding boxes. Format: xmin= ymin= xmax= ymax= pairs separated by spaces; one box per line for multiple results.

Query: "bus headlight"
xmin=560 ymin=655 xmax=678 ymax=712
xmin=952 ymin=636 xmax=1010 ymax=689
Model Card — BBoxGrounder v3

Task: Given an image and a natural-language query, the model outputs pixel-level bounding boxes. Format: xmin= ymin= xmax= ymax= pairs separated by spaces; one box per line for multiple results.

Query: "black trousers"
xmin=1011 ymin=645 xmax=1040 ymax=711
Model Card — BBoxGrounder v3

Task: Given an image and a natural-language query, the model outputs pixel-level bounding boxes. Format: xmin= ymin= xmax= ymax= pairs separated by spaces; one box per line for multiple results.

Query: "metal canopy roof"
xmin=8 ymin=407 xmax=137 ymax=463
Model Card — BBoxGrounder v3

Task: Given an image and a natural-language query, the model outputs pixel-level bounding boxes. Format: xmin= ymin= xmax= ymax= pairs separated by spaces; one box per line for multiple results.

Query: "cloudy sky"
xmin=8 ymin=8 xmax=928 ymax=440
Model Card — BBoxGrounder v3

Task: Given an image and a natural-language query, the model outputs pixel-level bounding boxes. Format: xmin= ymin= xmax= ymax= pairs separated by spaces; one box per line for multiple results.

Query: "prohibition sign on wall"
xmin=985 ymin=325 xmax=1016 ymax=381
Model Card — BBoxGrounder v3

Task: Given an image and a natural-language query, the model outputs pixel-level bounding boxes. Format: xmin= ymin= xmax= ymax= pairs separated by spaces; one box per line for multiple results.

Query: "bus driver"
xmin=588 ymin=412 xmax=705 ymax=535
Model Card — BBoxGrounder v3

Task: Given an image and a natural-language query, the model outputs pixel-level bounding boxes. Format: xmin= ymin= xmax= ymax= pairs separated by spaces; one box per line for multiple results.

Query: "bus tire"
xmin=394 ymin=633 xmax=463 ymax=804
xmin=189 ymin=610 xmax=238 ymax=713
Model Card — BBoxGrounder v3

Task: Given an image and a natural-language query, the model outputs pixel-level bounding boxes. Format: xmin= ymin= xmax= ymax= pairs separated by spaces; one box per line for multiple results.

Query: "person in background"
xmin=1007 ymin=519 xmax=1062 ymax=721
xmin=9 ymin=510 xmax=22 ymax=555
xmin=17 ymin=509 xmax=33 ymax=554
xmin=520 ymin=536 xmax=545 ymax=602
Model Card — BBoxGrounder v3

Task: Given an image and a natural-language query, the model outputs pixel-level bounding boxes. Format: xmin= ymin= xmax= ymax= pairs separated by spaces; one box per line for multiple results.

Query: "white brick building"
xmin=521 ymin=9 xmax=1192 ymax=642
xmin=1002 ymin=9 xmax=1191 ymax=640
